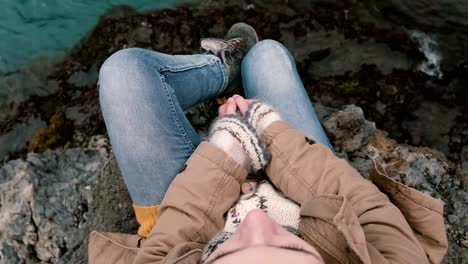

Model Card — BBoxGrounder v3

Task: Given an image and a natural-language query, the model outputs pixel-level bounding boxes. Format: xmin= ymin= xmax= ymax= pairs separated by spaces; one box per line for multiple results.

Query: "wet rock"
xmin=375 ymin=100 xmax=386 ymax=115
xmin=0 ymin=57 xmax=60 ymax=124
xmin=65 ymin=105 xmax=93 ymax=127
xmin=67 ymin=64 xmax=98 ymax=88
xmin=129 ymin=27 xmax=153 ymax=44
xmin=312 ymin=64 xmax=467 ymax=163
xmin=349 ymin=157 xmax=374 ymax=178
xmin=370 ymin=0 xmax=468 ymax=72
xmin=87 ymin=135 xmax=110 ymax=158
xmin=322 ymin=105 xmax=376 ymax=152
xmin=0 ymin=116 xmax=46 ymax=160
xmin=463 ymin=161 xmax=468 ymax=170
xmin=448 ymin=214 xmax=459 ymax=224
xmin=308 ymin=40 xmax=412 ymax=76
xmin=402 ymin=101 xmax=460 ymax=153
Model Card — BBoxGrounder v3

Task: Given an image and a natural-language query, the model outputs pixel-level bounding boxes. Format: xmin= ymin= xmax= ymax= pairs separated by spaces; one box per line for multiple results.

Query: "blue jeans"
xmin=98 ymin=40 xmax=333 ymax=206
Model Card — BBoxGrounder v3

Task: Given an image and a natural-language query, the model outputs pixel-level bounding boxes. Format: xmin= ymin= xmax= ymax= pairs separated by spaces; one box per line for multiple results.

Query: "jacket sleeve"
xmin=133 ymin=142 xmax=248 ymax=264
xmin=262 ymin=121 xmax=433 ymax=264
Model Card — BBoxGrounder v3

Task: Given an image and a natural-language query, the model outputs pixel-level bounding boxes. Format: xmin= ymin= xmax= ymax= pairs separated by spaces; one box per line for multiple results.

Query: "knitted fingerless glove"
xmin=245 ymin=101 xmax=282 ymax=136
xmin=208 ymin=114 xmax=270 ymax=173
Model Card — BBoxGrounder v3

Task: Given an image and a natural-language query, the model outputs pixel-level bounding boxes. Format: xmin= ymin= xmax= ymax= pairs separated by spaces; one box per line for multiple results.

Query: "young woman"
xmin=90 ymin=23 xmax=447 ymax=264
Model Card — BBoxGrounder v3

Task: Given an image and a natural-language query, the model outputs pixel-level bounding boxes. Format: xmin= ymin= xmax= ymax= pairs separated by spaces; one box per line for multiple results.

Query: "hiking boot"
xmin=200 ymin=22 xmax=259 ymax=95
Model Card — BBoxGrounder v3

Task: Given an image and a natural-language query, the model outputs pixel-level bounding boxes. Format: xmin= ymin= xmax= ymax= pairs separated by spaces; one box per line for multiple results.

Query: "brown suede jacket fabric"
xmin=88 ymin=121 xmax=448 ymax=264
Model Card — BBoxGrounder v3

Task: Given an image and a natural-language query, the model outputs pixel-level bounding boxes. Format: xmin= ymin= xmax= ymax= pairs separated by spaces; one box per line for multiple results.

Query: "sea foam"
xmin=409 ymin=30 xmax=443 ymax=79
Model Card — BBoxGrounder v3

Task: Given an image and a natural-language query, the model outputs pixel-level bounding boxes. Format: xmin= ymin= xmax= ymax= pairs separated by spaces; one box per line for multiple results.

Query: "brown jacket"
xmin=89 ymin=121 xmax=448 ymax=264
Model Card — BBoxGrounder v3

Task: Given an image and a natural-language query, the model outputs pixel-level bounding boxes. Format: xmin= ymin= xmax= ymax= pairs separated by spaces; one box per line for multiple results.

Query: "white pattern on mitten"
xmin=224 ymin=181 xmax=300 ymax=233
xmin=245 ymin=101 xmax=282 ymax=136
xmin=208 ymin=114 xmax=270 ymax=172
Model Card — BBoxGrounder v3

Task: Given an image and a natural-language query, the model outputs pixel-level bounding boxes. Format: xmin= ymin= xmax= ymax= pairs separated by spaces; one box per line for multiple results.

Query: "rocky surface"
xmin=1 ymin=103 xmax=467 ymax=263
xmin=1 ymin=0 xmax=466 ymax=164
xmin=0 ymin=135 xmax=137 ymax=264
xmin=0 ymin=0 xmax=467 ymax=263
xmin=321 ymin=105 xmax=468 ymax=264
xmin=0 ymin=147 xmax=100 ymax=263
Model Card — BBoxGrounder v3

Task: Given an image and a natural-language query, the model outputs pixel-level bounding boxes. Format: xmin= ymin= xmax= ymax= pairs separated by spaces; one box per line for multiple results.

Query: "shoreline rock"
xmin=0 ymin=1 xmax=466 ymax=165
xmin=0 ymin=1 xmax=467 ymax=263
xmin=1 ymin=103 xmax=466 ymax=263
xmin=0 ymin=148 xmax=101 ymax=263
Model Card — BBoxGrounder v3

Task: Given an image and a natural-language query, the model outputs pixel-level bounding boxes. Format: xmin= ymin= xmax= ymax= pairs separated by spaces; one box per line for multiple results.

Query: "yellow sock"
xmin=133 ymin=204 xmax=160 ymax=238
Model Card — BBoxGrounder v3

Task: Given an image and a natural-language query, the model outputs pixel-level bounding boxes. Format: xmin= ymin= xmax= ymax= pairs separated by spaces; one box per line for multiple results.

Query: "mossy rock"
xmin=337 ymin=79 xmax=361 ymax=94
xmin=28 ymin=113 xmax=73 ymax=153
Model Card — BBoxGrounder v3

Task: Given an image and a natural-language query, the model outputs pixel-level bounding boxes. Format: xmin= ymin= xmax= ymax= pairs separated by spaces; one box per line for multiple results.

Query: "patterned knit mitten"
xmin=245 ymin=101 xmax=282 ymax=136
xmin=208 ymin=114 xmax=270 ymax=173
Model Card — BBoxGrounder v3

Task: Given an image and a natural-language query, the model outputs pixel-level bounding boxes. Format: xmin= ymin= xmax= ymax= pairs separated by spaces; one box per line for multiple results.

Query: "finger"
xmin=234 ymin=96 xmax=250 ymax=116
xmin=218 ymin=104 xmax=226 ymax=116
xmin=226 ymin=97 xmax=237 ymax=115
xmin=233 ymin=94 xmax=255 ymax=104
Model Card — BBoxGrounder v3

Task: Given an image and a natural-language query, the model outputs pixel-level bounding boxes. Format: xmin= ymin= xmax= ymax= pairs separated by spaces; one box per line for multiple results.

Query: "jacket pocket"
xmin=370 ymin=161 xmax=448 ymax=264
xmin=299 ymin=195 xmax=369 ymax=264
xmin=88 ymin=231 xmax=141 ymax=264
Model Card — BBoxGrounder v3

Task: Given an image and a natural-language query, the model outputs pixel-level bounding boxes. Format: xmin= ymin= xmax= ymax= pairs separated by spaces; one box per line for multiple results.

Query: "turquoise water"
xmin=0 ymin=0 xmax=189 ymax=72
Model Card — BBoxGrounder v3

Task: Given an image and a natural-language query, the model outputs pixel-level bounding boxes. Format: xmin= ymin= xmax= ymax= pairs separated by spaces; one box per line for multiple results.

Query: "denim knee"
xmin=242 ymin=39 xmax=294 ymax=71
xmin=98 ymin=48 xmax=150 ymax=97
